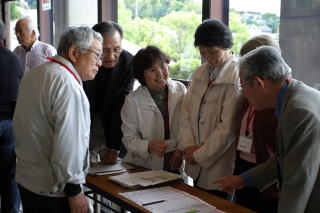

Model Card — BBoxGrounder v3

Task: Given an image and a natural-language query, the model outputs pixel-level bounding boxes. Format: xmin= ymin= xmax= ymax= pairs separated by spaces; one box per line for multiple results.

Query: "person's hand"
xmin=213 ymin=175 xmax=245 ymax=194
xmin=68 ymin=192 xmax=88 ymax=213
xmin=101 ymin=150 xmax=118 ymax=164
xmin=170 ymin=149 xmax=183 ymax=170
xmin=148 ymin=141 xmax=169 ymax=157
xmin=183 ymin=146 xmax=199 ymax=165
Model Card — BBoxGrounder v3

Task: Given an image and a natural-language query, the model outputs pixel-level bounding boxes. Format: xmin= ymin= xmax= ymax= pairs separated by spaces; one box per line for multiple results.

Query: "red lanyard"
xmin=245 ymin=105 xmax=255 ymax=136
xmin=164 ymin=86 xmax=170 ymax=139
xmin=47 ymin=57 xmax=80 ymax=84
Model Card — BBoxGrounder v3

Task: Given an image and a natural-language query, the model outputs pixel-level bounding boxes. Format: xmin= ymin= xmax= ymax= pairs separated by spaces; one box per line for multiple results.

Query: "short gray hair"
xmin=0 ymin=20 xmax=5 ymax=41
xmin=239 ymin=46 xmax=291 ymax=83
xmin=57 ymin=26 xmax=103 ymax=56
xmin=18 ymin=17 xmax=40 ymax=38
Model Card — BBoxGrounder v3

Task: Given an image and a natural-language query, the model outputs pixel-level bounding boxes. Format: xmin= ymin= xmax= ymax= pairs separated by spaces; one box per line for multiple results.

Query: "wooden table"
xmin=85 ymin=171 xmax=256 ymax=213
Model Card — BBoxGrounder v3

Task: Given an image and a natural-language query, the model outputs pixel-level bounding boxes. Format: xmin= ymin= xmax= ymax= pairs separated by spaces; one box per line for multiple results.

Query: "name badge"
xmin=237 ymin=136 xmax=253 ymax=153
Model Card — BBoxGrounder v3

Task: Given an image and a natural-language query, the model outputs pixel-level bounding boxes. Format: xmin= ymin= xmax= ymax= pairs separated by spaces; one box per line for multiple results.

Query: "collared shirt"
xmin=13 ymin=55 xmax=90 ymax=197
xmin=13 ymin=39 xmax=57 ymax=74
xmin=274 ymin=80 xmax=290 ymax=119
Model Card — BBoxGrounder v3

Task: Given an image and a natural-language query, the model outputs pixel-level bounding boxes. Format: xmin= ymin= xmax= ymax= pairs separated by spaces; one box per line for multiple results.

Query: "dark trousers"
xmin=18 ymin=185 xmax=70 ymax=213
xmin=234 ymin=157 xmax=278 ymax=213
xmin=0 ymin=120 xmax=20 ymax=213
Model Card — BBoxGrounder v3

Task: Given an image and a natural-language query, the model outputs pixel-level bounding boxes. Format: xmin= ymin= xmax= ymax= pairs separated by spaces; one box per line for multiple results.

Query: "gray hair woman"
xmin=179 ymin=19 xmax=242 ymax=199
xmin=121 ymin=46 xmax=186 ymax=172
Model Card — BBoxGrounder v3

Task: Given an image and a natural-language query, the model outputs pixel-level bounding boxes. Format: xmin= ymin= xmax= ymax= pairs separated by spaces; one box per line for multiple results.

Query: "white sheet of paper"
xmin=88 ymin=161 xmax=133 ymax=175
xmin=109 ymin=170 xmax=182 ymax=188
xmin=120 ymin=186 xmax=218 ymax=213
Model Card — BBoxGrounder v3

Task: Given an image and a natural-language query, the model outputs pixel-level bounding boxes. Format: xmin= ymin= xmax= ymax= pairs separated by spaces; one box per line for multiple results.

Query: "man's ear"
xmin=31 ymin=30 xmax=37 ymax=40
xmin=67 ymin=45 xmax=79 ymax=63
xmin=255 ymin=76 xmax=265 ymax=88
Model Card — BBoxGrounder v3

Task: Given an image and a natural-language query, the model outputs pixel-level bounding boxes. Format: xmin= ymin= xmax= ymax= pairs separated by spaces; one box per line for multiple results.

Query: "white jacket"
xmin=179 ymin=55 xmax=241 ymax=190
xmin=121 ymin=79 xmax=186 ymax=170
xmin=13 ymin=55 xmax=90 ymax=197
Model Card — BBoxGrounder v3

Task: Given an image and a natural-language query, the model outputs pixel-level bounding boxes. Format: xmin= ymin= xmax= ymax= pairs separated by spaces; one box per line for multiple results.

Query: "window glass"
xmin=52 ymin=0 xmax=98 ymax=47
xmin=229 ymin=0 xmax=281 ymax=55
xmin=118 ymin=0 xmax=202 ymax=80
xmin=5 ymin=0 xmax=38 ymax=50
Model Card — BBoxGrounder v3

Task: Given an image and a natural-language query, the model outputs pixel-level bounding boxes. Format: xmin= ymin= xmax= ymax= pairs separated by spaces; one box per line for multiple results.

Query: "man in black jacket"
xmin=0 ymin=20 xmax=24 ymax=213
xmin=84 ymin=21 xmax=135 ymax=164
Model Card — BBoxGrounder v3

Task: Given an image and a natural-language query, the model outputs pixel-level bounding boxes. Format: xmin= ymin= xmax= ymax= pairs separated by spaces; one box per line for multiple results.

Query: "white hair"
xmin=19 ymin=16 xmax=40 ymax=38
xmin=239 ymin=46 xmax=291 ymax=83
xmin=57 ymin=26 xmax=103 ymax=56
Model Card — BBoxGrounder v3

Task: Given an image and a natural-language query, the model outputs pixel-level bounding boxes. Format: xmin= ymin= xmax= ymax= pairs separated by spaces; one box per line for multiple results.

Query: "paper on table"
xmin=88 ymin=161 xmax=134 ymax=175
xmin=119 ymin=186 xmax=224 ymax=213
xmin=109 ymin=170 xmax=182 ymax=189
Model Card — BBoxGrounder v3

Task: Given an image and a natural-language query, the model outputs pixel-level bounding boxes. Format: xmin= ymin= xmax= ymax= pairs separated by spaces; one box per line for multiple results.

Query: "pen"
xmin=142 ymin=200 xmax=165 ymax=206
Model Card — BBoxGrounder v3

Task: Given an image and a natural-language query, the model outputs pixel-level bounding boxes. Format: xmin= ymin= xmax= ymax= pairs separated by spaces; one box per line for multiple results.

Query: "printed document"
xmin=120 ymin=186 xmax=225 ymax=213
xmin=109 ymin=170 xmax=182 ymax=189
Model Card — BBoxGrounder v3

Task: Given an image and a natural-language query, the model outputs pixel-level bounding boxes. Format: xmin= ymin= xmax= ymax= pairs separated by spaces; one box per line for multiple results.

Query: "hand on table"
xmin=101 ymin=149 xmax=118 ymax=164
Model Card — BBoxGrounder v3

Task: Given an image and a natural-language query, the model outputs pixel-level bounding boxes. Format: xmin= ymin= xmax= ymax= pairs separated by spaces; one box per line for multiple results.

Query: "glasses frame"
xmin=240 ymin=79 xmax=251 ymax=88
xmin=80 ymin=48 xmax=103 ymax=61
xmin=102 ymin=47 xmax=123 ymax=56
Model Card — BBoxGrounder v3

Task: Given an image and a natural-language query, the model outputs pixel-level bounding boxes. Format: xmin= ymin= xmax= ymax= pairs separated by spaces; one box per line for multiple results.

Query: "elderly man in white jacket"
xmin=13 ymin=27 xmax=102 ymax=213
xmin=121 ymin=46 xmax=186 ymax=171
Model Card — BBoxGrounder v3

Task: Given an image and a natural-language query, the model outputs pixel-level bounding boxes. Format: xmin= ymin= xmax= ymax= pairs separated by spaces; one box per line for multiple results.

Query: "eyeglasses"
xmin=103 ymin=47 xmax=122 ymax=55
xmin=240 ymin=80 xmax=251 ymax=88
xmin=81 ymin=48 xmax=103 ymax=61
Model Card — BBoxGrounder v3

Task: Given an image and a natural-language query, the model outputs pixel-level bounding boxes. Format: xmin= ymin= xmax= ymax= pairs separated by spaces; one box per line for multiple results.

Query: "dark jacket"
xmin=83 ymin=49 xmax=134 ymax=150
xmin=0 ymin=45 xmax=24 ymax=120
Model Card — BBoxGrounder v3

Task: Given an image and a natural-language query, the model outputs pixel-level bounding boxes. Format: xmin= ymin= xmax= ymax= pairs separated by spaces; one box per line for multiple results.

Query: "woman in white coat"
xmin=179 ymin=19 xmax=241 ymax=199
xmin=121 ymin=46 xmax=186 ymax=172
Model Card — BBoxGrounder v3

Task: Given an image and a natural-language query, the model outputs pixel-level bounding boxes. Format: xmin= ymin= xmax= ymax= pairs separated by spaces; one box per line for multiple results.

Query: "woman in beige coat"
xmin=179 ymin=19 xmax=241 ymax=199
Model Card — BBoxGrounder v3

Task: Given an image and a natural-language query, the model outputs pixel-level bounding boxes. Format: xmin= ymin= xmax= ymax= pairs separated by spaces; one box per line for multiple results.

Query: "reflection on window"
xmin=229 ymin=0 xmax=280 ymax=54
xmin=5 ymin=0 xmax=37 ymax=50
xmin=118 ymin=0 xmax=202 ymax=80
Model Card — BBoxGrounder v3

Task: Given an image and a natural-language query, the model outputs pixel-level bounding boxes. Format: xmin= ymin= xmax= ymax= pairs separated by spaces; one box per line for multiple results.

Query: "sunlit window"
xmin=5 ymin=0 xmax=37 ymax=51
xmin=118 ymin=0 xmax=202 ymax=80
xmin=229 ymin=0 xmax=280 ymax=54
